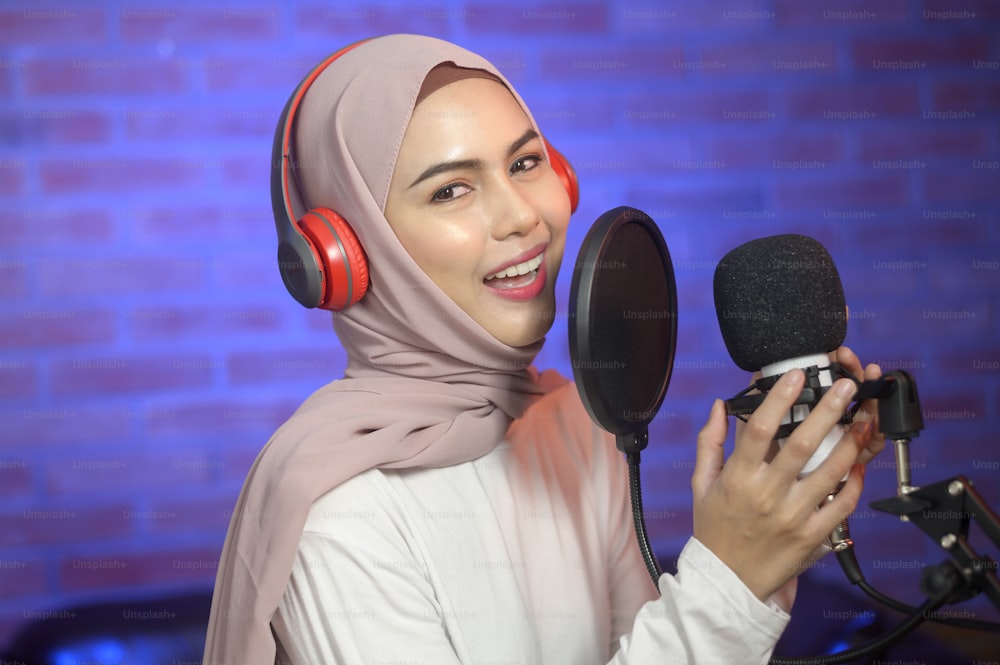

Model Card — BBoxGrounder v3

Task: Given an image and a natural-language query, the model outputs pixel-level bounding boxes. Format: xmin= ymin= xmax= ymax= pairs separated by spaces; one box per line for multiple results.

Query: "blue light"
xmin=50 ymin=637 xmax=126 ymax=665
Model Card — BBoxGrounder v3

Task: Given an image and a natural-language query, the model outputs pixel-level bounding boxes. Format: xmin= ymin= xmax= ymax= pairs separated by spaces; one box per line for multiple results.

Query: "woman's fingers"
xmin=810 ymin=463 xmax=865 ymax=538
xmin=767 ymin=377 xmax=858 ymax=486
xmin=796 ymin=420 xmax=870 ymax=507
xmin=864 ymin=362 xmax=882 ymax=381
xmin=692 ymin=399 xmax=728 ymax=500
xmin=728 ymin=368 xmax=806 ymax=473
xmin=853 ymin=360 xmax=886 ymax=465
xmin=835 ymin=346 xmax=864 ymax=381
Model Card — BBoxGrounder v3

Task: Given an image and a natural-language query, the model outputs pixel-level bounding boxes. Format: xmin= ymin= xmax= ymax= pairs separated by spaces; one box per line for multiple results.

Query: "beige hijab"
xmin=203 ymin=34 xmax=566 ymax=663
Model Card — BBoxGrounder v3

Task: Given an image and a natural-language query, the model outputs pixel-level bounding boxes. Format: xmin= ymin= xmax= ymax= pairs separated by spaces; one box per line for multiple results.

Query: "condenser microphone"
xmin=713 ymin=234 xmax=860 ymax=557
xmin=713 ymin=233 xmax=850 ymax=475
xmin=711 ymin=236 xmax=999 ymax=665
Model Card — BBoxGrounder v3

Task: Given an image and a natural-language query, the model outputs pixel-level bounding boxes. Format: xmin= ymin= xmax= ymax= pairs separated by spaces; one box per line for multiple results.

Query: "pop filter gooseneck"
xmin=569 ymin=206 xmax=677 ymax=587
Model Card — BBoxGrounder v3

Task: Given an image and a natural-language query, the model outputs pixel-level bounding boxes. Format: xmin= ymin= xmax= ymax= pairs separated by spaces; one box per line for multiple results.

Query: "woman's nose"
xmin=489 ymin=182 xmax=542 ymax=240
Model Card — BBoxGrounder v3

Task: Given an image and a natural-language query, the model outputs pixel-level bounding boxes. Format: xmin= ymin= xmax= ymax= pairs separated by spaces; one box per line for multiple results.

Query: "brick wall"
xmin=1 ymin=0 xmax=998 ymax=650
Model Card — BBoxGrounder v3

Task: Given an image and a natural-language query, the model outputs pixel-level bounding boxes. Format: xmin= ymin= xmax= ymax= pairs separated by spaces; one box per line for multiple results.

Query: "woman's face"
xmin=384 ymin=77 xmax=572 ymax=348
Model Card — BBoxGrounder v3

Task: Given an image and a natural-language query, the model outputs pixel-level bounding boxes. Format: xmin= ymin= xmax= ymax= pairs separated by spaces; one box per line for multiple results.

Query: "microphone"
xmin=709 ymin=235 xmax=1000 ymax=660
xmin=713 ymin=234 xmax=854 ymax=550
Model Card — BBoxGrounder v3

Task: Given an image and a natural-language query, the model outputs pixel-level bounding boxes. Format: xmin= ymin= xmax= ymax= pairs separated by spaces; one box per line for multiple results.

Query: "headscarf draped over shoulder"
xmin=203 ymin=34 xmax=565 ymax=664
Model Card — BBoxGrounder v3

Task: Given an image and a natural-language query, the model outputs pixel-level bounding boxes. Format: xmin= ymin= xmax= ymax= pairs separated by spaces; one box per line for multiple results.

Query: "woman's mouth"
xmin=483 ymin=252 xmax=547 ymax=300
xmin=484 ymin=253 xmax=543 ymax=285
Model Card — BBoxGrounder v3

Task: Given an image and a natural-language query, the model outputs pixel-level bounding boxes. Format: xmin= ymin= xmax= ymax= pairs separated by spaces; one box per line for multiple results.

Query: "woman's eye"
xmin=510 ymin=154 xmax=541 ymax=174
xmin=431 ymin=183 xmax=469 ymax=202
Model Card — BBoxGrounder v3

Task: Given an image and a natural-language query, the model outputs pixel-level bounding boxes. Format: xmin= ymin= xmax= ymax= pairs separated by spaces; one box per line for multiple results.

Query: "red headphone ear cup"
xmin=544 ymin=140 xmax=579 ymax=214
xmin=297 ymin=207 xmax=369 ymax=311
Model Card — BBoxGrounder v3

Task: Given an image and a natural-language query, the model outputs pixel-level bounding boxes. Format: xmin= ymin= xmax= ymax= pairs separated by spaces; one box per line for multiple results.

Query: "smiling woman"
xmin=203 ymin=33 xmax=884 ymax=665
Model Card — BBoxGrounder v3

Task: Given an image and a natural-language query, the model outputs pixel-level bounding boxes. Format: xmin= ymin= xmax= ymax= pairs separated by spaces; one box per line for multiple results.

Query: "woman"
xmin=204 ymin=34 xmax=884 ymax=664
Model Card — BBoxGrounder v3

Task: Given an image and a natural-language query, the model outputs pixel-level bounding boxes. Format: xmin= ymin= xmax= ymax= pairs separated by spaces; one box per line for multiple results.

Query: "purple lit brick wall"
xmin=1 ymin=0 xmax=998 ymax=651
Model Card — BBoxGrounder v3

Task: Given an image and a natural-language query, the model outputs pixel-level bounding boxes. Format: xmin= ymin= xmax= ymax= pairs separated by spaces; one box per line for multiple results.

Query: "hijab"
xmin=203 ymin=34 xmax=566 ymax=664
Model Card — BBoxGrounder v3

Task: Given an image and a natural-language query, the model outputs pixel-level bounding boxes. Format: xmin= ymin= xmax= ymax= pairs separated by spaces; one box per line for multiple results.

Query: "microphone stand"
xmin=728 ymin=367 xmax=1000 ymax=611
xmin=763 ymin=370 xmax=1000 ymax=664
xmin=862 ymin=371 xmax=1000 ymax=612
xmin=633 ymin=366 xmax=998 ymax=664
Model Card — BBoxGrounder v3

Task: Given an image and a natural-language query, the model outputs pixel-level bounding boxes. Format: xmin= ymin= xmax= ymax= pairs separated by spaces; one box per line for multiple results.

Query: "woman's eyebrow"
xmin=407 ymin=128 xmax=540 ymax=189
xmin=506 ymin=128 xmax=540 ymax=157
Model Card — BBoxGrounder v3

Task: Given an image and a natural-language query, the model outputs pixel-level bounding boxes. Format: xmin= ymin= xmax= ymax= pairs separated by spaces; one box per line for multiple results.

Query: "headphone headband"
xmin=273 ymin=39 xmax=371 ymax=235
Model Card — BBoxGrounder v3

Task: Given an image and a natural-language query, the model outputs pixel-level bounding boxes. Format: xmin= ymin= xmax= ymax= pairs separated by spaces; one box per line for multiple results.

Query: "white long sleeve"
xmin=610 ymin=537 xmax=789 ymax=664
xmin=273 ymin=383 xmax=790 ymax=664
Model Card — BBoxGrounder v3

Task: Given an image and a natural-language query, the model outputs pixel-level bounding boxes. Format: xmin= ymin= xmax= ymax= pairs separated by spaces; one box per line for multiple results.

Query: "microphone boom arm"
xmin=768 ymin=368 xmax=1000 ymax=665
xmin=870 ymin=475 xmax=1000 ymax=611
xmin=861 ymin=369 xmax=1000 ymax=611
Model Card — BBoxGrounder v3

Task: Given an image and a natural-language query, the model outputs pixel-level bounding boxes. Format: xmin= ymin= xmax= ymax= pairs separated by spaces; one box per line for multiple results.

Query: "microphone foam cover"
xmin=713 ymin=234 xmax=847 ymax=372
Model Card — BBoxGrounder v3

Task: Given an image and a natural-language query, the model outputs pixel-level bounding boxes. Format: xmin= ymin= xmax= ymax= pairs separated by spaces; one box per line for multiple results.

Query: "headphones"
xmin=270 ymin=40 xmax=580 ymax=311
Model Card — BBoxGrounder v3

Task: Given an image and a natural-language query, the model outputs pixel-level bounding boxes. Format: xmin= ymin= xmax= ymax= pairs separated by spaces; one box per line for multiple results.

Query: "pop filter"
xmin=569 ymin=206 xmax=677 ymax=454
xmin=568 ymin=206 xmax=677 ymax=586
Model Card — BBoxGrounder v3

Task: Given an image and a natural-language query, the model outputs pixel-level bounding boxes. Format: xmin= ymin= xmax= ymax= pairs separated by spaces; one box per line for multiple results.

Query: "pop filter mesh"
xmin=713 ymin=234 xmax=847 ymax=372
xmin=570 ymin=207 xmax=676 ymax=436
xmin=591 ymin=222 xmax=673 ymax=425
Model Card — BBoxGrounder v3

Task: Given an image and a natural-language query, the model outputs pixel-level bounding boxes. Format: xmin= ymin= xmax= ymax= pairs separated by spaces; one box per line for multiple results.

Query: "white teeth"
xmin=486 ymin=254 xmax=543 ymax=281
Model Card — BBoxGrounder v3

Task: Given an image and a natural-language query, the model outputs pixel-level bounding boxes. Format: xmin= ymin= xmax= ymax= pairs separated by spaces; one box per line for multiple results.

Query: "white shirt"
xmin=273 ymin=382 xmax=790 ymax=664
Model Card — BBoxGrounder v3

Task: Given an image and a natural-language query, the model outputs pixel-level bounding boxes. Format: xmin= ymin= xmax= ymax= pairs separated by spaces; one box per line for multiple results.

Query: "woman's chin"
xmin=497 ymin=313 xmax=556 ymax=349
xmin=474 ymin=287 xmax=558 ymax=349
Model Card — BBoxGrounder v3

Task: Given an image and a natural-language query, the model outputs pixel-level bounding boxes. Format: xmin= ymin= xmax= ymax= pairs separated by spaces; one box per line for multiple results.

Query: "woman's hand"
xmin=690 ymin=354 xmax=878 ymax=602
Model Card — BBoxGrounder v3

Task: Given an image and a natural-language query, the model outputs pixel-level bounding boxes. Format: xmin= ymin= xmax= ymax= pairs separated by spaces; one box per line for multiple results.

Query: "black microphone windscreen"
xmin=713 ymin=234 xmax=847 ymax=372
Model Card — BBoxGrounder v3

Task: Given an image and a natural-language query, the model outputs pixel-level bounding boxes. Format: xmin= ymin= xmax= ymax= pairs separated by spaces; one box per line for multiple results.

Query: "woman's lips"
xmin=484 ymin=244 xmax=547 ymax=280
xmin=483 ymin=259 xmax=547 ymax=301
xmin=484 ymin=252 xmax=544 ymax=281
